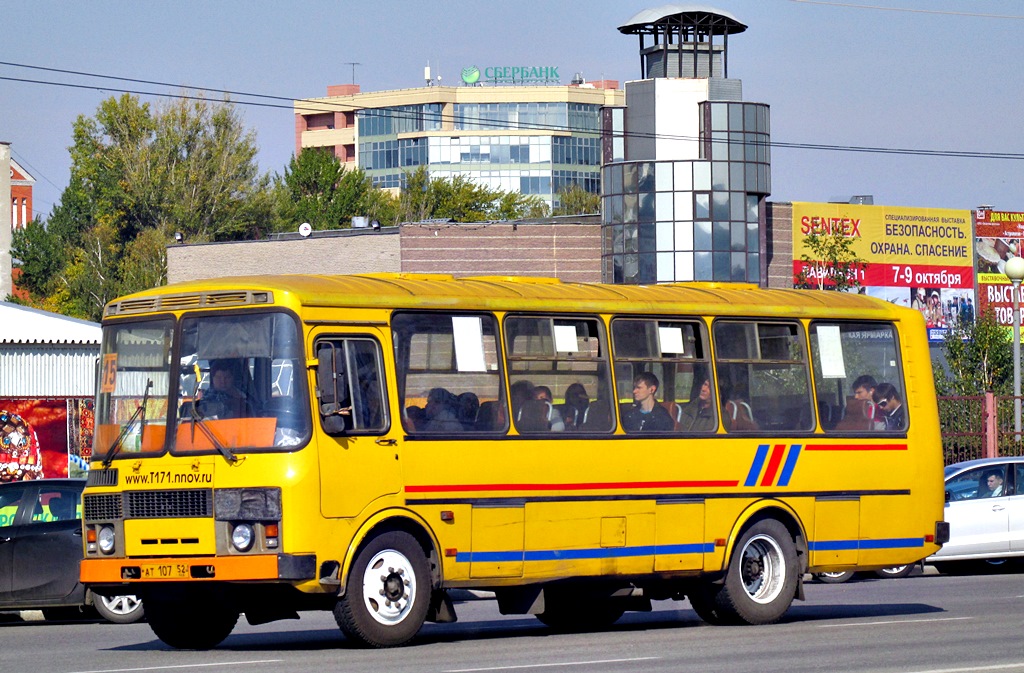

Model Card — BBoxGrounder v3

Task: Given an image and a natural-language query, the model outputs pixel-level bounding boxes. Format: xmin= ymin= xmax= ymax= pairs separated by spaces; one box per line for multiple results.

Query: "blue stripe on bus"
xmin=744 ymin=444 xmax=771 ymax=486
xmin=808 ymin=537 xmax=924 ymax=551
xmin=456 ymin=543 xmax=715 ymax=564
xmin=777 ymin=444 xmax=801 ymax=486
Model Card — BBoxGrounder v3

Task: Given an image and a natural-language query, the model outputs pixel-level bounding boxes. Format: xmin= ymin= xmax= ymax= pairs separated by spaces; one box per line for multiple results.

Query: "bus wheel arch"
xmin=691 ymin=505 xmax=806 ymax=626
xmin=340 ymin=512 xmax=442 ymax=595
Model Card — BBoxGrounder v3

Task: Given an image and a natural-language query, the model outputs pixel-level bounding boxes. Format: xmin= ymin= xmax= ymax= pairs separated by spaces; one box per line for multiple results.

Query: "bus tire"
xmin=714 ymin=518 xmax=798 ymax=625
xmin=146 ymin=590 xmax=238 ymax=650
xmin=687 ymin=583 xmax=727 ymax=625
xmin=814 ymin=570 xmax=855 ymax=584
xmin=335 ymin=530 xmax=431 ymax=648
xmin=875 ymin=564 xmax=914 ymax=579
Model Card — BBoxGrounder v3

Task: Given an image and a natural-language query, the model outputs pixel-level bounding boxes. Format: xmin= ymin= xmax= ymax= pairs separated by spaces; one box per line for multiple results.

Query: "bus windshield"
xmin=96 ymin=311 xmax=310 ymax=459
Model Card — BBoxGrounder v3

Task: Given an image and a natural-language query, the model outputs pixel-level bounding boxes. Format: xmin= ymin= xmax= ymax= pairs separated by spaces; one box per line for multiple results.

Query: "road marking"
xmin=68 ymin=661 xmax=283 ymax=673
xmin=899 ymin=664 xmax=1024 ymax=673
xmin=446 ymin=657 xmax=659 ymax=672
xmin=816 ymin=616 xmax=973 ymax=628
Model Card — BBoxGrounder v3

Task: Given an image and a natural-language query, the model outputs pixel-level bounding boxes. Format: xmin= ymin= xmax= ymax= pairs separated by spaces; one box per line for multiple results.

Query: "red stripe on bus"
xmin=803 ymin=444 xmax=908 ymax=451
xmin=760 ymin=444 xmax=787 ymax=486
xmin=406 ymin=480 xmax=739 ymax=493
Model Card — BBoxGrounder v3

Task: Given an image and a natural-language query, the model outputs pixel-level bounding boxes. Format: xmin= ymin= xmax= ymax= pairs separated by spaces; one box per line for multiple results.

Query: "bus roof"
xmin=106 ymin=273 xmax=916 ymax=321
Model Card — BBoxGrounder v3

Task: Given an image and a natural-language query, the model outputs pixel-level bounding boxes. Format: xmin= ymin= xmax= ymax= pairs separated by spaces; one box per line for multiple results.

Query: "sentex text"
xmin=125 ymin=471 xmax=213 ymax=485
xmin=800 ymin=217 xmax=861 ymax=236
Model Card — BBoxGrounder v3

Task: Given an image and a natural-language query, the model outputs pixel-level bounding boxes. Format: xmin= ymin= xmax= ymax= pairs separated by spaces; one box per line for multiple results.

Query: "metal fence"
xmin=938 ymin=394 xmax=1024 ymax=465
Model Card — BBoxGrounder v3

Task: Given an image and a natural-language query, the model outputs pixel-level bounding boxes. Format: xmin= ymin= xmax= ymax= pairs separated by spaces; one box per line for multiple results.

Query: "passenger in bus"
xmin=509 ymin=380 xmax=534 ymax=423
xmin=199 ymin=359 xmax=251 ymax=419
xmin=873 ymin=383 xmax=905 ymax=431
xmin=423 ymin=388 xmax=463 ymax=432
xmin=559 ymin=382 xmax=590 ymax=429
xmin=456 ymin=392 xmax=480 ymax=431
xmin=622 ymin=372 xmax=675 ymax=432
xmin=678 ymin=377 xmax=715 ymax=432
xmin=531 ymin=386 xmax=565 ymax=431
xmin=851 ymin=374 xmax=885 ymax=430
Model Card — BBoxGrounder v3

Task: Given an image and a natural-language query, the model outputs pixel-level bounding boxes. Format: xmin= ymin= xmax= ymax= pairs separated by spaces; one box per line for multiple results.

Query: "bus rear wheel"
xmin=713 ymin=519 xmax=798 ymax=625
xmin=335 ymin=531 xmax=431 ymax=648
xmin=146 ymin=590 xmax=238 ymax=650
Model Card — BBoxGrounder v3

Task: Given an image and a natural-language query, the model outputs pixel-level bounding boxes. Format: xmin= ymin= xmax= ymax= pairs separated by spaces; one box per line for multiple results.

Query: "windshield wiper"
xmin=188 ymin=380 xmax=239 ymax=464
xmin=102 ymin=379 xmax=152 ymax=468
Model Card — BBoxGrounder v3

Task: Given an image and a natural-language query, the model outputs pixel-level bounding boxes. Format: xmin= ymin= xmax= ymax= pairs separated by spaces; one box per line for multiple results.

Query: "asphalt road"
xmin=4 ymin=567 xmax=1024 ymax=673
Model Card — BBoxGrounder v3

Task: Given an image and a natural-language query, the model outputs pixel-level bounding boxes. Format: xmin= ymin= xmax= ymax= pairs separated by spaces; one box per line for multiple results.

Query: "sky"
xmin=3 ymin=0 xmax=1024 ymax=219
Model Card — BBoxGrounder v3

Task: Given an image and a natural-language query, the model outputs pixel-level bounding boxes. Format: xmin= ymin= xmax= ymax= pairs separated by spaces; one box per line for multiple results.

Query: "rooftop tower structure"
xmin=602 ymin=5 xmax=771 ymax=284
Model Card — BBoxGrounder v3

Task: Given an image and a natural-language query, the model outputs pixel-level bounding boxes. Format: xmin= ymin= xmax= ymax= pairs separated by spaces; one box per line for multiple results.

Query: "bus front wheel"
xmin=335 ymin=530 xmax=432 ymax=648
xmin=146 ymin=589 xmax=238 ymax=650
xmin=714 ymin=518 xmax=798 ymax=625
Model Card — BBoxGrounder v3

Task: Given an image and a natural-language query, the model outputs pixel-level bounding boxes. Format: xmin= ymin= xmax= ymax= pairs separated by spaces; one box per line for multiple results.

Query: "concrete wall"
xmin=166 ymin=229 xmax=400 ymax=284
xmin=400 ymin=220 xmax=602 ymax=283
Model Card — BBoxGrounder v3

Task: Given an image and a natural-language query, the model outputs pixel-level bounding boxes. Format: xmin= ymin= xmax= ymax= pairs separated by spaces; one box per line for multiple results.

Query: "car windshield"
xmin=95 ymin=312 xmax=310 ymax=459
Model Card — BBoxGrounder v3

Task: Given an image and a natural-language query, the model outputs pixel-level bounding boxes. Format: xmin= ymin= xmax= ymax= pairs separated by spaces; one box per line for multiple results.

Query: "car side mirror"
xmin=945 ymin=489 xmax=951 ymax=503
xmin=317 ymin=343 xmax=350 ymax=436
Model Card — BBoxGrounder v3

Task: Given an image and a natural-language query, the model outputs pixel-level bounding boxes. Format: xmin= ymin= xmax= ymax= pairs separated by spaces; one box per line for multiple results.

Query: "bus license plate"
xmin=141 ymin=563 xmax=190 ymax=579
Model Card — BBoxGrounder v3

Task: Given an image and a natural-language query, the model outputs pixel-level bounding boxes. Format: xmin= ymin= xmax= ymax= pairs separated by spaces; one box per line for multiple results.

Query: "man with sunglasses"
xmin=873 ymin=382 xmax=905 ymax=432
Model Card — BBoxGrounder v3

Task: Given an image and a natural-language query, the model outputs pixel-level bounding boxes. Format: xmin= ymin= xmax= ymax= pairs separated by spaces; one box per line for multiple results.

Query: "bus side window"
xmin=713 ymin=321 xmax=813 ymax=433
xmin=315 ymin=338 xmax=388 ymax=435
xmin=809 ymin=322 xmax=904 ymax=434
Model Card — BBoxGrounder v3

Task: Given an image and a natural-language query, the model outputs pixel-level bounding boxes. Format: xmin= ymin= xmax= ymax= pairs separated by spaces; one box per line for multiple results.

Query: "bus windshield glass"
xmin=95 ymin=318 xmax=174 ymax=459
xmin=176 ymin=311 xmax=310 ymax=453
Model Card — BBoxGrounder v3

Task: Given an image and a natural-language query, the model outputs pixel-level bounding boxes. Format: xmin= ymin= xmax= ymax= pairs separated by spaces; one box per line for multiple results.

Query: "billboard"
xmin=0 ymin=399 xmax=94 ymax=482
xmin=975 ymin=210 xmax=1024 ymax=327
xmin=792 ymin=202 xmax=975 ymax=342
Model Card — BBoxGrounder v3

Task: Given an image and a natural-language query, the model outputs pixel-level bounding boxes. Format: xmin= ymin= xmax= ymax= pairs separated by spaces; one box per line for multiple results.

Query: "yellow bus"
xmin=80 ymin=274 xmax=947 ymax=649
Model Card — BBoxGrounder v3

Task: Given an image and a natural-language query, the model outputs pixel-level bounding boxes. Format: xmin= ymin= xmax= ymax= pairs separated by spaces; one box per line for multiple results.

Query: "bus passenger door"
xmin=315 ymin=332 xmax=401 ymax=519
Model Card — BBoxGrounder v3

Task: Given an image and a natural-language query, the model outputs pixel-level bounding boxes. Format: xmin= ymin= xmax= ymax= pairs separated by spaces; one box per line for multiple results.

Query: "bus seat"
xmin=724 ymin=400 xmax=759 ymax=431
xmin=516 ymin=399 xmax=551 ymax=432
xmin=580 ymin=401 xmax=613 ymax=432
xmin=660 ymin=401 xmax=683 ymax=429
xmin=476 ymin=401 xmax=503 ymax=431
xmin=834 ymin=397 xmax=877 ymax=431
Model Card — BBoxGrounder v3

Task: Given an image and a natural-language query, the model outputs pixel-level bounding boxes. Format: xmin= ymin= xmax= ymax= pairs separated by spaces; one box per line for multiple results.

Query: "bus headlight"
xmin=97 ymin=526 xmax=116 ymax=554
xmin=231 ymin=523 xmax=255 ymax=552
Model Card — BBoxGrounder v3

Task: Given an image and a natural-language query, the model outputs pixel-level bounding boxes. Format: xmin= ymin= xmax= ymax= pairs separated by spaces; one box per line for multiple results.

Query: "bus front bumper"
xmin=81 ymin=553 xmax=316 ymax=584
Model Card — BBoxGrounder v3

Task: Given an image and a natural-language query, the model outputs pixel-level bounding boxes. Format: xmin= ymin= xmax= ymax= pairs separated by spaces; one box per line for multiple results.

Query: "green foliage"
xmin=552 ymin=182 xmax=600 ymax=216
xmin=794 ymin=227 xmax=866 ymax=292
xmin=396 ymin=166 xmax=548 ymax=223
xmin=13 ymin=93 xmax=275 ymax=320
xmin=934 ymin=309 xmax=1013 ymax=395
xmin=277 ymin=148 xmax=374 ymax=230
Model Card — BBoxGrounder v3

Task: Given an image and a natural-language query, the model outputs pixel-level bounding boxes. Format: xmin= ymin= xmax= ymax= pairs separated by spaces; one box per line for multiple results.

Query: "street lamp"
xmin=1004 ymin=255 xmax=1024 ymax=441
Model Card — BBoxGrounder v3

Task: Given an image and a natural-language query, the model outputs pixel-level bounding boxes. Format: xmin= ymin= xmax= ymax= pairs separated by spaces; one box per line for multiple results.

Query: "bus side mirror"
xmin=317 ymin=344 xmax=349 ymax=436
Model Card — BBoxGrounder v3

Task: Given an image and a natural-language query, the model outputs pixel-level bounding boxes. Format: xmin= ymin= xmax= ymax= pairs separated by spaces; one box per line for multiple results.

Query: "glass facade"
xmin=356 ymin=102 xmax=604 ymax=206
xmin=602 ymin=101 xmax=770 ymax=284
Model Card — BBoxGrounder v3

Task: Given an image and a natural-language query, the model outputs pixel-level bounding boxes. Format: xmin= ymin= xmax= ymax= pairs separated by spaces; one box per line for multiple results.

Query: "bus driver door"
xmin=314 ymin=331 xmax=399 ymax=518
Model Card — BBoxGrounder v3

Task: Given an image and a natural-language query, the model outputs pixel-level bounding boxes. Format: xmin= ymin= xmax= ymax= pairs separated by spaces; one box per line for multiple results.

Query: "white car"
xmin=927 ymin=456 xmax=1024 ymax=571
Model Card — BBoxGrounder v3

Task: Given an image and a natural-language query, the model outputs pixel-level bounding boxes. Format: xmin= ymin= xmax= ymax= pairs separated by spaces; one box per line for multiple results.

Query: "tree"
xmin=395 ymin=166 xmax=548 ymax=223
xmin=552 ymin=183 xmax=600 ymax=216
xmin=794 ymin=227 xmax=867 ymax=292
xmin=934 ymin=309 xmax=1013 ymax=395
xmin=12 ymin=93 xmax=275 ymax=320
xmin=277 ymin=148 xmax=372 ymax=230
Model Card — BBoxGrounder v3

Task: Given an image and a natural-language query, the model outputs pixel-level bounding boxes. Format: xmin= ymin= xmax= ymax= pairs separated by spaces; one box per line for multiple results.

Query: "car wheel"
xmin=710 ymin=518 xmax=799 ymax=625
xmin=334 ymin=531 xmax=432 ymax=648
xmin=875 ymin=565 xmax=914 ymax=579
xmin=813 ymin=571 xmax=855 ymax=584
xmin=94 ymin=594 xmax=145 ymax=624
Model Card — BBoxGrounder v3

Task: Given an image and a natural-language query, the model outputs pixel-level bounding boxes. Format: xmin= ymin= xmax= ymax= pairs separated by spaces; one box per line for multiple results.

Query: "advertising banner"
xmin=975 ymin=210 xmax=1024 ymax=328
xmin=0 ymin=398 xmax=94 ymax=482
xmin=792 ymin=202 xmax=975 ymax=342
